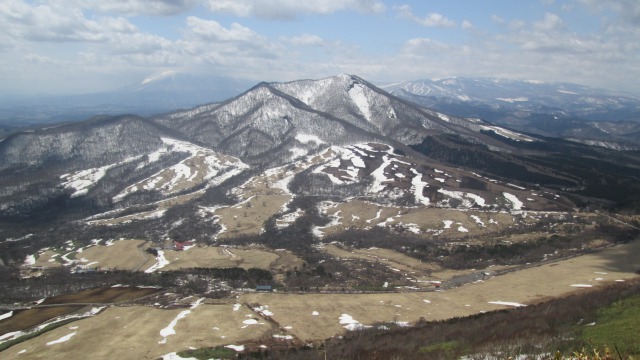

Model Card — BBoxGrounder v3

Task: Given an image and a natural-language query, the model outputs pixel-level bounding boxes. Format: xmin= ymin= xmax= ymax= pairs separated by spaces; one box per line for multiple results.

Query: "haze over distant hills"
xmin=0 ymin=72 xmax=254 ymax=130
xmin=383 ymin=77 xmax=640 ymax=148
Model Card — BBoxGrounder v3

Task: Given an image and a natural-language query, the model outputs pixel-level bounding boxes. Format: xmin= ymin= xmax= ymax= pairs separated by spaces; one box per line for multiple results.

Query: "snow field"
xmin=503 ymin=192 xmax=524 ymax=210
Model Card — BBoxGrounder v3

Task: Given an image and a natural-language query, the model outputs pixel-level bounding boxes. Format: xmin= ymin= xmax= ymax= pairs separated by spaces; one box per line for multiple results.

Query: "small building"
xmin=173 ymin=241 xmax=194 ymax=251
xmin=256 ymin=285 xmax=273 ymax=292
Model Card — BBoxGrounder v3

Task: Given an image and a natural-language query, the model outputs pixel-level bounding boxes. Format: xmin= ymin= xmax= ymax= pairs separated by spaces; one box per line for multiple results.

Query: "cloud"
xmin=579 ymin=0 xmax=640 ymax=25
xmin=288 ymin=34 xmax=324 ymax=46
xmin=395 ymin=5 xmax=455 ymax=28
xmin=390 ymin=7 xmax=640 ymax=93
xmin=462 ymin=20 xmax=474 ymax=30
xmin=491 ymin=14 xmax=505 ymax=24
xmin=0 ymin=1 xmax=140 ymax=43
xmin=206 ymin=0 xmax=385 ymax=20
xmin=79 ymin=0 xmax=197 ymax=16
xmin=186 ymin=17 xmax=259 ymax=42
xmin=534 ymin=13 xmax=564 ymax=31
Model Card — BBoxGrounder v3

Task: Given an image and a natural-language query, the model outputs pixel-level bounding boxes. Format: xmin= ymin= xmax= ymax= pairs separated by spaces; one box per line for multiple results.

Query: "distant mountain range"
xmin=382 ymin=77 xmax=640 ymax=148
xmin=2 ymin=75 xmax=638 ymax=148
xmin=1 ymin=74 xmax=640 ymax=265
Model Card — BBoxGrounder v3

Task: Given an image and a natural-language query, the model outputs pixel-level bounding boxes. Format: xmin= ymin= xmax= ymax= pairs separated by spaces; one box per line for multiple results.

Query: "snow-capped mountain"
xmin=1 ymin=74 xmax=640 ymax=266
xmin=153 ymin=74 xmax=528 ymax=165
xmin=383 ymin=77 xmax=640 ymax=147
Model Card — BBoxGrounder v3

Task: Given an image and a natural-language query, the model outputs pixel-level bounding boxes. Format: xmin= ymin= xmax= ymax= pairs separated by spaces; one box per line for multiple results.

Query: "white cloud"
xmin=186 ymin=17 xmax=258 ymax=42
xmin=288 ymin=34 xmax=324 ymax=46
xmin=462 ymin=20 xmax=474 ymax=30
xmin=78 ymin=0 xmax=197 ymax=16
xmin=491 ymin=14 xmax=505 ymax=24
xmin=206 ymin=0 xmax=385 ymax=20
xmin=0 ymin=1 xmax=142 ymax=43
xmin=395 ymin=5 xmax=455 ymax=28
xmin=534 ymin=13 xmax=564 ymax=31
xmin=579 ymin=0 xmax=640 ymax=25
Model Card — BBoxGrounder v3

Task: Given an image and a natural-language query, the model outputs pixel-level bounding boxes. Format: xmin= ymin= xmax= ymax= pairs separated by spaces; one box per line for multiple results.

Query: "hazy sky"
xmin=1 ymin=0 xmax=639 ymax=95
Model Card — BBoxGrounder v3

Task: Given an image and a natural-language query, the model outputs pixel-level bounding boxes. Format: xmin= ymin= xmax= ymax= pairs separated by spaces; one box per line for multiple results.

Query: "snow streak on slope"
xmin=60 ymin=157 xmax=139 ymax=198
xmin=348 ymin=83 xmax=373 ymax=121
xmin=114 ymin=138 xmax=248 ymax=202
xmin=309 ymin=142 xmax=512 ymax=209
xmin=503 ymin=192 xmax=524 ymax=210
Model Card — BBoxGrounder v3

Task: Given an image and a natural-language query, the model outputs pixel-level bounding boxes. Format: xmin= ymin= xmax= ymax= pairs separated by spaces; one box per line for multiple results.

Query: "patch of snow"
xmin=23 ymin=254 xmax=36 ymax=266
xmin=503 ymin=192 xmax=524 ymax=210
xmin=470 ymin=215 xmax=485 ymax=227
xmin=369 ymin=155 xmax=393 ymax=193
xmin=60 ymin=160 xmax=136 ymax=198
xmin=276 ymin=208 xmax=304 ymax=230
xmin=312 ymin=311 xmax=319 ymax=316
xmin=273 ymin=334 xmax=294 ymax=340
xmin=161 ymin=353 xmax=197 ymax=360
xmin=437 ymin=113 xmax=450 ymax=122
xmin=443 ymin=220 xmax=453 ymax=229
xmin=366 ymin=209 xmax=383 ymax=224
xmin=295 ymin=133 xmax=324 ymax=145
xmin=145 ymin=250 xmax=169 ymax=273
xmin=233 ymin=303 xmax=241 ymax=311
xmin=457 ymin=226 xmax=469 ymax=233
xmin=488 ymin=301 xmax=527 ymax=307
xmin=243 ymin=319 xmax=259 ymax=325
xmin=46 ymin=332 xmax=77 ymax=345
xmin=410 ymin=168 xmax=430 ymax=206
xmin=570 ymin=284 xmax=593 ymax=288
xmin=288 ymin=147 xmax=308 ymax=159
xmin=0 ymin=311 xmax=13 ymax=321
xmin=403 ymin=223 xmax=421 ymax=234
xmin=507 ymin=183 xmax=526 ymax=190
xmin=339 ymin=314 xmax=370 ymax=331
xmin=480 ymin=125 xmax=535 ymax=142
xmin=159 ymin=309 xmax=191 ymax=344
xmin=254 ymin=305 xmax=274 ymax=317
xmin=348 ymin=83 xmax=372 ymax=121
xmin=225 ymin=345 xmax=245 ymax=352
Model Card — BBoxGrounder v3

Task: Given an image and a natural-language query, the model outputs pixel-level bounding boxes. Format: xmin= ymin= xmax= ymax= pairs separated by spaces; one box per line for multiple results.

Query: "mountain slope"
xmin=383 ymin=77 xmax=640 ymax=147
xmin=1 ymin=74 xmax=640 ymax=269
xmin=153 ymin=74 xmax=533 ymax=166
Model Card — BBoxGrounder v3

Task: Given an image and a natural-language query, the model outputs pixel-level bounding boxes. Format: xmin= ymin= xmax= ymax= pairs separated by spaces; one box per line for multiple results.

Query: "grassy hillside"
xmin=249 ymin=279 xmax=640 ymax=359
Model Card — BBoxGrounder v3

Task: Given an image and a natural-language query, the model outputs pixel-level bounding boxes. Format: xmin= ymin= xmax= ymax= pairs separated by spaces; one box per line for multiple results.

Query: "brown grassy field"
xmin=161 ymin=246 xmax=281 ymax=271
xmin=215 ymin=194 xmax=292 ymax=239
xmin=5 ymin=303 xmax=274 ymax=360
xmin=60 ymin=240 xmax=300 ymax=273
xmin=79 ymin=240 xmax=152 ymax=271
xmin=32 ymin=251 xmax=63 ymax=268
xmin=240 ymin=239 xmax=640 ymax=342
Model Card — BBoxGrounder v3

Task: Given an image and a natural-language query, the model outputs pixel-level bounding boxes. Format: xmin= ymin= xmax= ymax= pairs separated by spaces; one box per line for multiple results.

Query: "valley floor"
xmin=2 ymin=238 xmax=638 ymax=360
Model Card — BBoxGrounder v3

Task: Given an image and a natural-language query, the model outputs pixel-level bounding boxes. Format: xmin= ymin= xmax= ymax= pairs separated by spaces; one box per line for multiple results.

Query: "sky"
xmin=0 ymin=0 xmax=639 ymax=95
